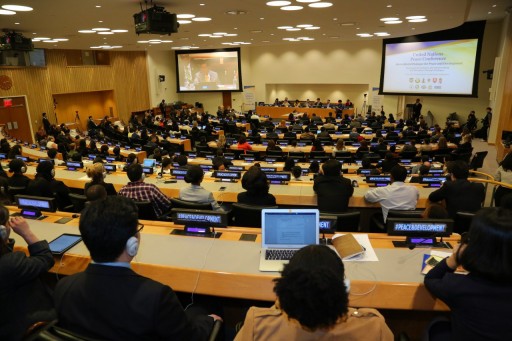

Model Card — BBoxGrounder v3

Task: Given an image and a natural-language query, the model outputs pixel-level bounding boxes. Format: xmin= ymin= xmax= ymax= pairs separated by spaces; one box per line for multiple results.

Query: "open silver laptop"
xmin=259 ymin=209 xmax=319 ymax=272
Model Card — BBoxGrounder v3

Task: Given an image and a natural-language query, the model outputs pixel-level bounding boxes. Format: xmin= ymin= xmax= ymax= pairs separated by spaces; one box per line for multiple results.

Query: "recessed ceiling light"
xmin=266 ymin=1 xmax=291 ymax=6
xmin=374 ymin=32 xmax=390 ymax=36
xmin=43 ymin=40 xmax=58 ymax=43
xmin=260 ymin=17 xmax=264 ymax=20
xmin=308 ymin=2 xmax=333 ymax=8
xmin=96 ymin=5 xmax=101 ymax=8
xmin=137 ymin=41 xmax=149 ymax=43
xmin=340 ymin=22 xmax=355 ymax=26
xmin=111 ymin=29 xmax=128 ymax=33
xmin=487 ymin=11 xmax=492 ymax=14
xmin=380 ymin=17 xmax=399 ymax=21
xmin=177 ymin=20 xmax=192 ymax=24
xmin=286 ymin=28 xmax=301 ymax=31
xmin=296 ymin=0 xmax=320 ymax=2
xmin=251 ymin=30 xmax=263 ymax=33
xmin=277 ymin=26 xmax=293 ymax=29
xmin=213 ymin=32 xmax=227 ymax=35
xmin=98 ymin=21 xmax=103 ymax=23
xmin=385 ymin=20 xmax=403 ymax=24
xmin=14 ymin=22 xmax=19 ymax=24
xmin=149 ymin=41 xmax=161 ymax=44
xmin=209 ymin=35 xmax=222 ymax=38
xmin=0 ymin=9 xmax=16 ymax=15
xmin=305 ymin=26 xmax=320 ymax=30
xmin=161 ymin=40 xmax=173 ymax=43
xmin=225 ymin=33 xmax=238 ymax=37
xmin=177 ymin=14 xmax=195 ymax=18
xmin=98 ymin=32 xmax=114 ymax=35
xmin=406 ymin=15 xmax=426 ymax=20
xmin=198 ymin=33 xmax=211 ymax=37
xmin=192 ymin=17 xmax=211 ymax=21
xmin=1 ymin=5 xmax=33 ymax=11
xmin=35 ymin=37 xmax=51 ymax=40
xmin=199 ymin=3 xmax=205 ymax=5
xmin=78 ymin=30 xmax=96 ymax=33
xmin=492 ymin=4 xmax=497 ymax=7
xmin=262 ymin=40 xmax=270 ymax=43
xmin=356 ymin=33 xmax=373 ymax=37
xmin=387 ymin=4 xmax=392 ymax=8
xmin=297 ymin=24 xmax=313 ymax=28
xmin=92 ymin=28 xmax=110 ymax=31
xmin=54 ymin=38 xmax=69 ymax=41
xmin=408 ymin=19 xmax=427 ymax=22
xmin=281 ymin=5 xmax=303 ymax=10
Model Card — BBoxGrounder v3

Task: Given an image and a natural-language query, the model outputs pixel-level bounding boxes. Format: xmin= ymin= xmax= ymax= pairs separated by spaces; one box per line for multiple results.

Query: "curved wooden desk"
xmin=9 ymin=209 xmax=456 ymax=311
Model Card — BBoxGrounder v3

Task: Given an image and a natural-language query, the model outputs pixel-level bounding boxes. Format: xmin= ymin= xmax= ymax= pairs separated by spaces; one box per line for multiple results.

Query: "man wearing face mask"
xmin=54 ymin=196 xmax=219 ymax=340
xmin=118 ymin=163 xmax=171 ymax=217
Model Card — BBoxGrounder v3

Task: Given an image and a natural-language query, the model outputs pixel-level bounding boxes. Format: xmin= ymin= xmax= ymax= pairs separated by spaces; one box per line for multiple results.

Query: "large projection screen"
xmin=175 ymin=48 xmax=242 ymax=93
xmin=379 ymin=21 xmax=485 ymax=97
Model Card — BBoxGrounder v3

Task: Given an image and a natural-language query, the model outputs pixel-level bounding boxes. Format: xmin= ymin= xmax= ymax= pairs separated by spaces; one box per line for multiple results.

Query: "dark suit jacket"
xmin=8 ymin=173 xmax=31 ymax=188
xmin=237 ymin=192 xmax=277 ymax=206
xmin=26 ymin=176 xmax=72 ymax=210
xmin=54 ymin=264 xmax=213 ymax=341
xmin=84 ymin=181 xmax=117 ymax=196
xmin=0 ymin=241 xmax=55 ymax=341
xmin=428 ymin=179 xmax=485 ymax=218
xmin=313 ymin=175 xmax=354 ymax=212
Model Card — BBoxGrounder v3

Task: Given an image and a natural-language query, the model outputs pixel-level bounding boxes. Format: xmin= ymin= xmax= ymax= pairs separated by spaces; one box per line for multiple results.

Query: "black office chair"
xmin=170 ymin=197 xmax=213 ymax=210
xmin=288 ymin=151 xmax=306 ymax=162
xmin=24 ymin=320 xmax=100 ymax=341
xmin=454 ymin=211 xmax=476 ymax=234
xmin=400 ymin=151 xmax=418 ymax=159
xmin=7 ymin=186 xmax=26 ymax=204
xmin=469 ymin=151 xmax=488 ymax=170
xmin=68 ymin=193 xmax=87 ymax=213
xmin=320 ymin=211 xmax=361 ymax=232
xmin=387 ymin=209 xmax=425 ymax=218
xmin=195 ymin=145 xmax=212 ymax=156
xmin=134 ymin=201 xmax=159 ymax=220
xmin=309 ymin=151 xmax=326 ymax=159
xmin=230 ymin=203 xmax=278 ymax=227
xmin=266 ymin=150 xmax=284 ymax=158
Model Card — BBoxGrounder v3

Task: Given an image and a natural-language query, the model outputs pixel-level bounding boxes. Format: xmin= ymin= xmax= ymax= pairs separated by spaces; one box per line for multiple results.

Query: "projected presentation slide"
xmin=382 ymin=39 xmax=478 ymax=95
xmin=176 ymin=49 xmax=242 ymax=92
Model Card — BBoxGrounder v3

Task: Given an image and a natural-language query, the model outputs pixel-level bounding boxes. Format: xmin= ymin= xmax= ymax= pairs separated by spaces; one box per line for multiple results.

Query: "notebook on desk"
xmin=259 ymin=209 xmax=319 ymax=272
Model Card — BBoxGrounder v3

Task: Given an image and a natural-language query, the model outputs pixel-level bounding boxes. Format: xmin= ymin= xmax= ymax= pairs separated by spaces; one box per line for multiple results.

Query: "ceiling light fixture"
xmin=380 ymin=17 xmax=399 ymax=21
xmin=0 ymin=9 xmax=16 ymax=15
xmin=192 ymin=17 xmax=212 ymax=21
xmin=177 ymin=14 xmax=196 ymax=18
xmin=1 ymin=5 xmax=33 ymax=11
xmin=405 ymin=15 xmax=426 ymax=20
xmin=177 ymin=20 xmax=192 ymax=24
xmin=92 ymin=28 xmax=110 ymax=31
xmin=296 ymin=24 xmax=313 ymax=27
xmin=408 ymin=18 xmax=427 ymax=22
xmin=111 ymin=29 xmax=128 ymax=33
xmin=266 ymin=1 xmax=291 ymax=6
xmin=281 ymin=5 xmax=303 ymax=10
xmin=304 ymin=26 xmax=320 ymax=30
xmin=308 ymin=2 xmax=333 ymax=8
xmin=384 ymin=20 xmax=403 ymax=24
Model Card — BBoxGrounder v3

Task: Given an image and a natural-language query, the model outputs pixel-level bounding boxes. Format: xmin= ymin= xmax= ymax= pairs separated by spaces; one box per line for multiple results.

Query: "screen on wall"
xmin=175 ymin=48 xmax=242 ymax=92
xmin=379 ymin=21 xmax=485 ymax=97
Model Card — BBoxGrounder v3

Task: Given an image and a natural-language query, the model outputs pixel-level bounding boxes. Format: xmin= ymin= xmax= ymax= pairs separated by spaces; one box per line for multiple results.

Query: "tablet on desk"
xmin=49 ymin=234 xmax=82 ymax=255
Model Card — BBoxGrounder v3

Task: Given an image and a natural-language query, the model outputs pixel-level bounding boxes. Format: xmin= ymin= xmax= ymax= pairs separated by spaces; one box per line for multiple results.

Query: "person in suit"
xmin=8 ymin=158 xmax=31 ymax=188
xmin=412 ymin=98 xmax=422 ymax=120
xmin=428 ymin=160 xmax=485 ymax=219
xmin=42 ymin=112 xmax=51 ymax=135
xmin=0 ymin=208 xmax=55 ymax=341
xmin=180 ymin=165 xmax=223 ymax=210
xmin=53 ymin=196 xmax=219 ymax=340
xmin=194 ymin=63 xmax=219 ymax=85
xmin=237 ymin=166 xmax=276 ymax=206
xmin=424 ymin=207 xmax=512 ymax=340
xmin=234 ymin=245 xmax=393 ymax=341
xmin=313 ymin=160 xmax=354 ymax=213
xmin=26 ymin=161 xmax=72 ymax=211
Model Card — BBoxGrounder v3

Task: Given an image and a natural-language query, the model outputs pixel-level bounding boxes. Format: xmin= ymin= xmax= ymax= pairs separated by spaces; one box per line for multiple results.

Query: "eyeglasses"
xmin=136 ymin=223 xmax=144 ymax=234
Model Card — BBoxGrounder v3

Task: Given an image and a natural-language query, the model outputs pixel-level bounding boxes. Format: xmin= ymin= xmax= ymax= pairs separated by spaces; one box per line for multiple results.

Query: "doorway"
xmin=0 ymin=96 xmax=34 ymax=143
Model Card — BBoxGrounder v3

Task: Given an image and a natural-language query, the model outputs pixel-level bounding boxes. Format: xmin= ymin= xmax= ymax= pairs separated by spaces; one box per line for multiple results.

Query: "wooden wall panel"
xmin=0 ymin=67 xmax=53 ymax=134
xmin=110 ymin=51 xmax=150 ymax=122
xmin=0 ymin=49 xmax=150 ymax=139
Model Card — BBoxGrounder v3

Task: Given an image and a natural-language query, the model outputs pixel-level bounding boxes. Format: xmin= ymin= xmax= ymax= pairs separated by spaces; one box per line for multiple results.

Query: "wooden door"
xmin=0 ymin=96 xmax=33 ymax=143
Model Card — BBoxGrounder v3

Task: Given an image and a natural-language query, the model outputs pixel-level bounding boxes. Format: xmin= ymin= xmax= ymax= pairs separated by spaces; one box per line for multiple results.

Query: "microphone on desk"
xmin=158 ymin=157 xmax=172 ymax=179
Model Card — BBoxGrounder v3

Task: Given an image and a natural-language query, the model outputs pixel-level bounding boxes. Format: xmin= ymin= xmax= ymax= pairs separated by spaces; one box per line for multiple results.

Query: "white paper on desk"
xmin=430 ymin=250 xmax=451 ymax=258
xmin=78 ymin=175 xmax=90 ymax=181
xmin=332 ymin=234 xmax=379 ymax=262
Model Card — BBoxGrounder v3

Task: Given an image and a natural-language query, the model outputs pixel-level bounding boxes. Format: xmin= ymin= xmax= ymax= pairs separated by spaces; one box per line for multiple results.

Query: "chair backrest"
xmin=134 ymin=200 xmax=158 ymax=220
xmin=231 ymin=203 xmax=278 ymax=227
xmin=68 ymin=193 xmax=87 ymax=213
xmin=469 ymin=151 xmax=488 ymax=170
xmin=24 ymin=320 xmax=101 ymax=341
xmin=320 ymin=210 xmax=360 ymax=232
xmin=7 ymin=186 xmax=27 ymax=204
xmin=170 ymin=197 xmax=213 ymax=210
xmin=454 ymin=211 xmax=476 ymax=234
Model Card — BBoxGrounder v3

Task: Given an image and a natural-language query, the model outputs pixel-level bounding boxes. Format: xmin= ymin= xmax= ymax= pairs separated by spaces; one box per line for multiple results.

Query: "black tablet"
xmin=49 ymin=234 xmax=82 ymax=255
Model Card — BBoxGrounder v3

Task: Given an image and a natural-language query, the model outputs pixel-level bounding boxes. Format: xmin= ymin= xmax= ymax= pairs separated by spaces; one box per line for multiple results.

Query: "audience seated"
xmin=84 ymin=163 xmax=117 ymax=196
xmin=26 ymin=161 xmax=72 ymax=210
xmin=54 ymin=196 xmax=219 ymax=340
xmin=313 ymin=160 xmax=353 ymax=213
xmin=380 ymin=153 xmax=398 ymax=173
xmin=428 ymin=160 xmax=485 ymax=218
xmin=291 ymin=166 xmax=303 ymax=181
xmin=410 ymin=165 xmax=431 ymax=183
xmin=85 ymin=184 xmax=108 ymax=202
xmin=364 ymin=165 xmax=419 ymax=226
xmin=422 ymin=203 xmax=449 ymax=219
xmin=0 ymin=209 xmax=55 ymax=340
xmin=180 ymin=165 xmax=222 ymax=210
xmin=424 ymin=208 xmax=512 ymax=340
xmin=7 ymin=159 xmax=30 ymax=188
xmin=493 ymin=152 xmax=512 ymax=206
xmin=234 ymin=245 xmax=393 ymax=340
xmin=118 ymin=163 xmax=171 ymax=217
xmin=238 ymin=166 xmax=277 ymax=206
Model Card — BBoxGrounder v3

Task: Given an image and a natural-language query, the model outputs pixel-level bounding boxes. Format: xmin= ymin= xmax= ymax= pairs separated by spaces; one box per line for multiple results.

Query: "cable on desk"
xmin=184 ymin=231 xmax=217 ymax=311
xmin=348 ymin=265 xmax=378 ymax=297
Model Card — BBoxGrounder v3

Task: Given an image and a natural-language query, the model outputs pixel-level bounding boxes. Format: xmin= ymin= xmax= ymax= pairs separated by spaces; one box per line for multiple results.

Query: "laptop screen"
xmin=261 ymin=209 xmax=319 ymax=248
